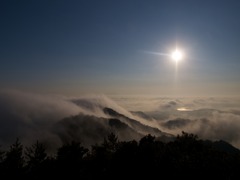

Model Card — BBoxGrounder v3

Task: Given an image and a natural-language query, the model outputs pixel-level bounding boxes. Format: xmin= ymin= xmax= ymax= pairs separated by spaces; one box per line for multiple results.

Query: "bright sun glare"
xmin=171 ymin=49 xmax=183 ymax=62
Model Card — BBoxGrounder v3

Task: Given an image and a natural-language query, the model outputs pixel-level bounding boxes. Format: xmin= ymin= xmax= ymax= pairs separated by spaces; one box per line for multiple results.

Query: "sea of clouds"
xmin=0 ymin=89 xmax=240 ymax=150
xmin=113 ymin=95 xmax=240 ymax=148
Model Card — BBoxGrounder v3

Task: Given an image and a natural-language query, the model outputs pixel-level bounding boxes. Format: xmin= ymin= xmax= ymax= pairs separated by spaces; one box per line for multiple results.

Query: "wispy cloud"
xmin=1 ymin=90 xmax=240 ymax=150
xmin=112 ymin=95 xmax=240 ymax=148
xmin=0 ymin=90 xmax=159 ymax=150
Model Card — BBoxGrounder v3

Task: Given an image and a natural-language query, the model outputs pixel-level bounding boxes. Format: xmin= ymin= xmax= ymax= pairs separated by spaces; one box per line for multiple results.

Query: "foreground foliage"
xmin=0 ymin=132 xmax=239 ymax=179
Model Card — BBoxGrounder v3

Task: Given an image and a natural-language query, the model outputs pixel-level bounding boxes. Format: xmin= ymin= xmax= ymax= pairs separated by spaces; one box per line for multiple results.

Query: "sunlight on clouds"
xmin=177 ymin=107 xmax=192 ymax=111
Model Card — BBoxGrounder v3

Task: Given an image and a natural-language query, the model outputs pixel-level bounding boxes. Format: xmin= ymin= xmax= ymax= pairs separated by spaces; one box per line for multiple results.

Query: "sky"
xmin=1 ymin=0 xmax=240 ymax=96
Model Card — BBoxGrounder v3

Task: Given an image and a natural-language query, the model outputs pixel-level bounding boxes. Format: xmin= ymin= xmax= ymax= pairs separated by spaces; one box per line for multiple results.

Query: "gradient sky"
xmin=1 ymin=0 xmax=240 ymax=96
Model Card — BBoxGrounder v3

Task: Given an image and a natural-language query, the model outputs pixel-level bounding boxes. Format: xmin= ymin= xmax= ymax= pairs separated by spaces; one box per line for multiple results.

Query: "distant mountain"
xmin=103 ymin=107 xmax=123 ymax=117
xmin=131 ymin=111 xmax=154 ymax=121
xmin=162 ymin=118 xmax=192 ymax=129
xmin=49 ymin=106 xmax=240 ymax=152
xmin=52 ymin=107 xmax=174 ymax=147
xmin=103 ymin=107 xmax=173 ymax=138
xmin=53 ymin=114 xmax=110 ymax=147
xmin=53 ymin=113 xmax=143 ymax=147
xmin=108 ymin=118 xmax=143 ymax=141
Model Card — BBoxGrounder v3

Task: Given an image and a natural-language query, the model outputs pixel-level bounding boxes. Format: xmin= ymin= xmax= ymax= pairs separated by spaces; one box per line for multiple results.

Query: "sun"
xmin=171 ymin=49 xmax=183 ymax=62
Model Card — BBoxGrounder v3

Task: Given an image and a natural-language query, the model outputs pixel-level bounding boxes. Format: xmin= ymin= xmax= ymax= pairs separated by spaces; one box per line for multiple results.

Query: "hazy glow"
xmin=171 ymin=49 xmax=183 ymax=62
xmin=177 ymin=107 xmax=192 ymax=111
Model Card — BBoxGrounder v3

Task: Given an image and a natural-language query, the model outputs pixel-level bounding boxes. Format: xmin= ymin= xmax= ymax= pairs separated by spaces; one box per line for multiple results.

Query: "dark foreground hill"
xmin=0 ymin=132 xmax=240 ymax=179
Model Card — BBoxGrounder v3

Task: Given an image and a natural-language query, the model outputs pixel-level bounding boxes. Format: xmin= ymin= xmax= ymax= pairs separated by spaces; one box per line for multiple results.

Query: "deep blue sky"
xmin=1 ymin=0 xmax=240 ymax=96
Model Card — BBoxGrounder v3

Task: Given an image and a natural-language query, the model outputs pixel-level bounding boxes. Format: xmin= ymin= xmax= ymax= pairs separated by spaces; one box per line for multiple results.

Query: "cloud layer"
xmin=0 ymin=90 xmax=162 ymax=151
xmin=1 ymin=90 xmax=240 ymax=150
xmin=138 ymin=97 xmax=240 ymax=148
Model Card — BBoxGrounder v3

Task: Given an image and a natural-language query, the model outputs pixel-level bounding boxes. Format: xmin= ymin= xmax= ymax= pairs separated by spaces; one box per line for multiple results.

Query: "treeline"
xmin=0 ymin=132 xmax=240 ymax=179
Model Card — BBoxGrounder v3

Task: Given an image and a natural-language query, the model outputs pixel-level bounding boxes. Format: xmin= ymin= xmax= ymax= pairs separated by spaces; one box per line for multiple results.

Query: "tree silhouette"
xmin=110 ymin=140 xmax=138 ymax=178
xmin=102 ymin=132 xmax=119 ymax=152
xmin=0 ymin=132 xmax=238 ymax=179
xmin=25 ymin=141 xmax=47 ymax=168
xmin=139 ymin=134 xmax=155 ymax=145
xmin=3 ymin=139 xmax=25 ymax=177
xmin=56 ymin=141 xmax=88 ymax=178
xmin=57 ymin=141 xmax=88 ymax=162
xmin=25 ymin=140 xmax=47 ymax=179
